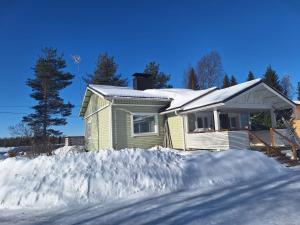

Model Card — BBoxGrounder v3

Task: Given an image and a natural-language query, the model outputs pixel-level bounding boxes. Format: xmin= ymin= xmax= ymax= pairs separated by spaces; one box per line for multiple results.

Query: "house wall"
xmin=293 ymin=121 xmax=300 ymax=138
xmin=84 ymin=94 xmax=111 ymax=150
xmin=185 ymin=131 xmax=249 ymax=150
xmin=112 ymin=100 xmax=167 ymax=149
xmin=294 ymin=105 xmax=300 ymax=137
xmin=166 ymin=113 xmax=184 ymax=149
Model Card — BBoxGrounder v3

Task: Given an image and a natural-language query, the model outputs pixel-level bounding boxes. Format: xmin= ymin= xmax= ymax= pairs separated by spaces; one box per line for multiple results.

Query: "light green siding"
xmin=84 ymin=94 xmax=111 ymax=150
xmin=84 ymin=94 xmax=170 ymax=150
xmin=112 ymin=104 xmax=166 ymax=149
xmin=167 ymin=113 xmax=184 ymax=149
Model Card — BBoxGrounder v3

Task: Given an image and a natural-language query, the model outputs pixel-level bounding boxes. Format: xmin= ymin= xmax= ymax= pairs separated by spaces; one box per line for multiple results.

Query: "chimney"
xmin=132 ymin=73 xmax=153 ymax=90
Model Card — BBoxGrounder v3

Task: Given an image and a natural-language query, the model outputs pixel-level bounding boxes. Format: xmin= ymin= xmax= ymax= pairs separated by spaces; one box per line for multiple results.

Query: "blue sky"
xmin=0 ymin=0 xmax=299 ymax=137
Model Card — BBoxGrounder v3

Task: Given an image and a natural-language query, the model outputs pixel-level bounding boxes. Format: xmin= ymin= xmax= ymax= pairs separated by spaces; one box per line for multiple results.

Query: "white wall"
xmin=185 ymin=131 xmax=250 ymax=150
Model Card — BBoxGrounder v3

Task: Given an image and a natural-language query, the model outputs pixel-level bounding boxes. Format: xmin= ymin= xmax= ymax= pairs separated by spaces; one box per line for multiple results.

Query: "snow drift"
xmin=0 ymin=148 xmax=287 ymax=209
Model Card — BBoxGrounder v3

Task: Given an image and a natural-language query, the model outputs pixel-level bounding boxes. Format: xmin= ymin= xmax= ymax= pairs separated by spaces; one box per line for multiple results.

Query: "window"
xmin=240 ymin=112 xmax=250 ymax=129
xmin=188 ymin=114 xmax=196 ymax=132
xmin=187 ymin=112 xmax=214 ymax=132
xmin=204 ymin=117 xmax=208 ymax=128
xmin=230 ymin=117 xmax=237 ymax=129
xmin=132 ymin=114 xmax=158 ymax=136
xmin=197 ymin=117 xmax=203 ymax=128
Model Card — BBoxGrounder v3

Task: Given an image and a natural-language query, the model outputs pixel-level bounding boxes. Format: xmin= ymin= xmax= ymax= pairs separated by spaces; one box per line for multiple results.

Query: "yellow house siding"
xmin=112 ymin=104 xmax=166 ymax=149
xmin=293 ymin=120 xmax=300 ymax=138
xmin=293 ymin=105 xmax=300 ymax=138
xmin=167 ymin=113 xmax=184 ymax=149
xmin=84 ymin=94 xmax=111 ymax=150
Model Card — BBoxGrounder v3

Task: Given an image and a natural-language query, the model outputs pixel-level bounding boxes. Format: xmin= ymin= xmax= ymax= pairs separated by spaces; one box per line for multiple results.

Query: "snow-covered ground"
xmin=0 ymin=147 xmax=13 ymax=159
xmin=0 ymin=147 xmax=299 ymax=225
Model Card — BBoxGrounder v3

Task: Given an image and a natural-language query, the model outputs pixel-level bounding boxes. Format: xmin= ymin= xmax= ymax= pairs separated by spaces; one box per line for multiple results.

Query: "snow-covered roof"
xmin=182 ymin=78 xmax=262 ymax=111
xmin=88 ymin=84 xmax=171 ymax=100
xmin=81 ymin=78 xmax=287 ymax=116
xmin=294 ymin=100 xmax=300 ymax=105
xmin=145 ymin=87 xmax=217 ymax=111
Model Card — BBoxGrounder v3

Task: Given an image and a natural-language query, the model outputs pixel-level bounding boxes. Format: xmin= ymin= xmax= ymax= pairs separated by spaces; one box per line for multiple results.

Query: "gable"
xmin=80 ymin=88 xmax=110 ymax=117
xmin=225 ymin=83 xmax=295 ymax=110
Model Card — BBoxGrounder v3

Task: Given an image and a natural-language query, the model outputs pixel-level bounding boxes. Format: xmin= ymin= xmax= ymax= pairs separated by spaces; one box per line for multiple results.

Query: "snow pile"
xmin=0 ymin=148 xmax=287 ymax=209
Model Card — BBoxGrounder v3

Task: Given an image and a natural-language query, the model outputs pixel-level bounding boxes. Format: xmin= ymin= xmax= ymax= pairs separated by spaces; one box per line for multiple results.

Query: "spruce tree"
xmin=84 ymin=53 xmax=127 ymax=86
xmin=247 ymin=71 xmax=255 ymax=81
xmin=185 ymin=67 xmax=199 ymax=90
xmin=23 ymin=48 xmax=74 ymax=142
xmin=230 ymin=75 xmax=238 ymax=86
xmin=144 ymin=61 xmax=172 ymax=88
xmin=222 ymin=74 xmax=230 ymax=88
xmin=263 ymin=65 xmax=282 ymax=92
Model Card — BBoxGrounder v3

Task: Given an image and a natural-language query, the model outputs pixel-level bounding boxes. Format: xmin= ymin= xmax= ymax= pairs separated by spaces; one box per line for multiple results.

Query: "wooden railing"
xmin=247 ymin=130 xmax=281 ymax=156
xmin=270 ymin=128 xmax=299 ymax=160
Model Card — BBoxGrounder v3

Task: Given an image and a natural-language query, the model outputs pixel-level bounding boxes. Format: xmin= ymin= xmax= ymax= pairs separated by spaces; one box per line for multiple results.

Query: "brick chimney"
xmin=132 ymin=73 xmax=153 ymax=90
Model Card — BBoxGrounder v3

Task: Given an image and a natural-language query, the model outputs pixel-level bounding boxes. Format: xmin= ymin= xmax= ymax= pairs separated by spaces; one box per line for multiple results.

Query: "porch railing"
xmin=270 ymin=128 xmax=299 ymax=160
xmin=247 ymin=130 xmax=280 ymax=156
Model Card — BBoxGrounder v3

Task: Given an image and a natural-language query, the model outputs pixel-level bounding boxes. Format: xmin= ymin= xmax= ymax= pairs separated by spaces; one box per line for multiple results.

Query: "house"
xmin=79 ymin=74 xmax=296 ymax=151
xmin=293 ymin=101 xmax=300 ymax=137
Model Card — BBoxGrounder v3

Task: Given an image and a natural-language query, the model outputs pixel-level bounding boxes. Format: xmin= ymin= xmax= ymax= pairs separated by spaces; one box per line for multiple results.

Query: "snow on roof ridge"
xmin=294 ymin=100 xmax=300 ymax=105
xmin=88 ymin=84 xmax=171 ymax=99
xmin=89 ymin=84 xmax=130 ymax=89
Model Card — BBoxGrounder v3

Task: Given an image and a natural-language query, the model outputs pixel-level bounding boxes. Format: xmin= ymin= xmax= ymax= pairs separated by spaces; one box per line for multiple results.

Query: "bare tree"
xmin=9 ymin=122 xmax=33 ymax=137
xmin=196 ymin=51 xmax=223 ymax=89
xmin=281 ymin=74 xmax=293 ymax=99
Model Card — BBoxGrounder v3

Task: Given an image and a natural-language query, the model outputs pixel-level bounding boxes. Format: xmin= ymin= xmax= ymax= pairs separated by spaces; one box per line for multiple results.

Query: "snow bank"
xmin=0 ymin=148 xmax=287 ymax=209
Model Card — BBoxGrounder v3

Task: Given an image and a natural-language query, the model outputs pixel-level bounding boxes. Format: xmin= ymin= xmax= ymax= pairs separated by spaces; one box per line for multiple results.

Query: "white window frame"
xmin=131 ymin=113 xmax=159 ymax=137
xmin=194 ymin=112 xmax=214 ymax=132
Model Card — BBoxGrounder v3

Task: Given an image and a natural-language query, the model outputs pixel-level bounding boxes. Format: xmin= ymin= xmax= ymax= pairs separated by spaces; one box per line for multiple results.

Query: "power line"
xmin=0 ymin=112 xmax=28 ymax=115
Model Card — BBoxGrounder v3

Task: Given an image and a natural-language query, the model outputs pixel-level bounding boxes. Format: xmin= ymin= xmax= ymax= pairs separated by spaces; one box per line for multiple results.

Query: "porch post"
xmin=213 ymin=109 xmax=220 ymax=131
xmin=270 ymin=109 xmax=276 ymax=128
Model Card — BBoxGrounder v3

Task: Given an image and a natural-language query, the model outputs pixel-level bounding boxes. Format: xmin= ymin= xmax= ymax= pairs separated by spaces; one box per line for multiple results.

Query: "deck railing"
xmin=247 ymin=130 xmax=280 ymax=156
xmin=270 ymin=128 xmax=299 ymax=160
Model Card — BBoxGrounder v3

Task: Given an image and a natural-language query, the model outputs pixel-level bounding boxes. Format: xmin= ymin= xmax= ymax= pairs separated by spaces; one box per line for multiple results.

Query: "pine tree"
xmin=84 ymin=53 xmax=127 ymax=86
xmin=247 ymin=71 xmax=255 ymax=81
xmin=185 ymin=67 xmax=199 ymax=90
xmin=230 ymin=75 xmax=238 ymax=86
xmin=222 ymin=74 xmax=230 ymax=88
xmin=23 ymin=48 xmax=74 ymax=142
xmin=297 ymin=82 xmax=300 ymax=101
xmin=144 ymin=61 xmax=172 ymax=88
xmin=263 ymin=65 xmax=282 ymax=93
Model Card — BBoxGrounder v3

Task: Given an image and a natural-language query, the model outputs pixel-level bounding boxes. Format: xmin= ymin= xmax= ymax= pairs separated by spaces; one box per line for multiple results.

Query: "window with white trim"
xmin=187 ymin=112 xmax=214 ymax=132
xmin=132 ymin=114 xmax=158 ymax=136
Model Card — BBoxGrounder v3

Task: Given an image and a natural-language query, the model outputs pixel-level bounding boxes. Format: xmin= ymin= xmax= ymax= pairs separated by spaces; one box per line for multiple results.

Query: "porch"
xmin=182 ymin=108 xmax=290 ymax=150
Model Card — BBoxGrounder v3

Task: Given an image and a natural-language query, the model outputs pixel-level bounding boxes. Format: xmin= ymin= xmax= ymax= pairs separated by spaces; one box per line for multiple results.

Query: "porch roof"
xmin=180 ymin=79 xmax=296 ymax=113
